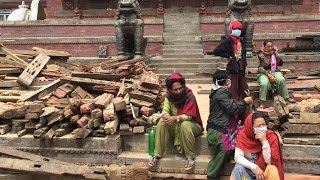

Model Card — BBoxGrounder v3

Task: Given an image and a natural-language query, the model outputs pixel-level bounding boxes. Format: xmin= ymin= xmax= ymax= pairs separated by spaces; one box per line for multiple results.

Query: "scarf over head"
xmin=236 ymin=113 xmax=284 ymax=180
xmin=229 ymin=20 xmax=243 ymax=53
xmin=261 ymin=46 xmax=277 ymax=71
xmin=165 ymin=73 xmax=202 ymax=127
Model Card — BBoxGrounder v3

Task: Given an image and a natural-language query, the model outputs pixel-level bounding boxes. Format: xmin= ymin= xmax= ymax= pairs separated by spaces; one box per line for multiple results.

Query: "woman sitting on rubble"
xmin=230 ymin=112 xmax=284 ymax=180
xmin=207 ymin=70 xmax=253 ymax=180
xmin=148 ymin=73 xmax=203 ymax=171
xmin=257 ymin=40 xmax=294 ymax=109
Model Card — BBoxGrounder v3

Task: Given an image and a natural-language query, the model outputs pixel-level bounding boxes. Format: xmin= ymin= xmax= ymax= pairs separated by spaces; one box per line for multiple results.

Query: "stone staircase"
xmin=148 ymin=11 xmax=219 ymax=84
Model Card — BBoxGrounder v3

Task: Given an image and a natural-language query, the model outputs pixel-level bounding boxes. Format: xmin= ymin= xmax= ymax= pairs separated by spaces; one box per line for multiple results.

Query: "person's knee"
xmin=156 ymin=119 xmax=165 ymax=129
xmin=180 ymin=121 xmax=193 ymax=134
xmin=266 ymin=165 xmax=279 ymax=172
xmin=277 ymin=76 xmax=286 ymax=83
xmin=232 ymin=164 xmax=246 ymax=173
xmin=260 ymin=80 xmax=269 ymax=89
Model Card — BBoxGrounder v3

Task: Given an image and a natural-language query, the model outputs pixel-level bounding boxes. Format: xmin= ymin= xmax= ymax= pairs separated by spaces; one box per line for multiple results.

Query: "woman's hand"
xmin=254 ymin=166 xmax=265 ymax=180
xmin=267 ymin=74 xmax=276 ymax=82
xmin=163 ymin=116 xmax=176 ymax=126
xmin=255 ymin=132 xmax=267 ymax=142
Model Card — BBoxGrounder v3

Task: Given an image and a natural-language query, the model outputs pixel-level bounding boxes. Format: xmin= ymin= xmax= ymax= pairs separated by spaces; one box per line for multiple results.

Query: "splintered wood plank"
xmin=32 ymin=47 xmax=72 ymax=57
xmin=0 ymin=46 xmax=28 ymax=65
xmin=17 ymin=53 xmax=50 ymax=86
xmin=0 ymin=67 xmax=23 ymax=75
xmin=71 ymin=72 xmax=134 ymax=81
xmin=19 ymin=79 xmax=62 ymax=102
xmin=62 ymin=76 xmax=121 ymax=87
xmin=0 ymin=57 xmax=26 ymax=69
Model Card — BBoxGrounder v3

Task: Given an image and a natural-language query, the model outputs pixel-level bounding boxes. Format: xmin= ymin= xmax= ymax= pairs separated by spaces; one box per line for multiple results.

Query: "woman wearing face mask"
xmin=212 ymin=20 xmax=248 ymax=101
xmin=257 ymin=40 xmax=295 ymax=109
xmin=148 ymin=73 xmax=203 ymax=171
xmin=230 ymin=112 xmax=284 ymax=180
xmin=207 ymin=70 xmax=253 ymax=180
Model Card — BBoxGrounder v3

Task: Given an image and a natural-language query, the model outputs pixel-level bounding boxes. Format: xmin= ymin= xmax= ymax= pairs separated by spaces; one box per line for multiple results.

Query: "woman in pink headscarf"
xmin=212 ymin=20 xmax=249 ymax=102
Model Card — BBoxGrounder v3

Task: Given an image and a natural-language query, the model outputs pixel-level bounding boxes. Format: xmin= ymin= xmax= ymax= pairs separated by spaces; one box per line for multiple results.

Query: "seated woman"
xmin=148 ymin=73 xmax=203 ymax=170
xmin=257 ymin=40 xmax=294 ymax=108
xmin=230 ymin=112 xmax=284 ymax=180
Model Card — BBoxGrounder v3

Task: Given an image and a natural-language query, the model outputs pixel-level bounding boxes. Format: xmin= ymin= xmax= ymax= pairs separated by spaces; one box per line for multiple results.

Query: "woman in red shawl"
xmin=212 ymin=20 xmax=249 ymax=101
xmin=230 ymin=112 xmax=284 ymax=180
xmin=148 ymin=73 xmax=203 ymax=171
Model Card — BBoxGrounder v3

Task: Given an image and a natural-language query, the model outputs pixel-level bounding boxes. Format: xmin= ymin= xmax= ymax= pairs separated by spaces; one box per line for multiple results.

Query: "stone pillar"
xmin=46 ymin=0 xmax=64 ymax=18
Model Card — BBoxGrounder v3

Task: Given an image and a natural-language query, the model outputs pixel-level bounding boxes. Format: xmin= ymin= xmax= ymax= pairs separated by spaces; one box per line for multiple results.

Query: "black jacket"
xmin=207 ymin=88 xmax=247 ymax=134
xmin=212 ymin=37 xmax=247 ymax=74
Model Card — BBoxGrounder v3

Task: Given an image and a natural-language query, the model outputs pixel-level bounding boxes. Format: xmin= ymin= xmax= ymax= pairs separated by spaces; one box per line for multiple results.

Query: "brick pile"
xmin=0 ymin=44 xmax=164 ymax=139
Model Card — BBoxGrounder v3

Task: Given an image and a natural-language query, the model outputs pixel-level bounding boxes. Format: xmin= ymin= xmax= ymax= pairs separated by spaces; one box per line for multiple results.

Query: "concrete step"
xmin=150 ymin=63 xmax=217 ymax=69
xmin=117 ymin=151 xmax=234 ymax=175
xmin=162 ymin=53 xmax=204 ymax=58
xmin=164 ymin=40 xmax=202 ymax=45
xmin=155 ymin=67 xmax=212 ymax=74
xmin=157 ymin=73 xmax=212 ymax=80
xmin=149 ymin=58 xmax=219 ymax=64
xmin=163 ymin=44 xmax=203 ymax=50
xmin=164 ymin=36 xmax=202 ymax=42
xmin=162 ymin=49 xmax=204 ymax=54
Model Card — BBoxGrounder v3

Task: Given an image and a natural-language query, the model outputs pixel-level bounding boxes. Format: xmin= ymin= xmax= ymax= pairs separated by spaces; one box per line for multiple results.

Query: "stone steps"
xmin=163 ymin=44 xmax=203 ymax=50
xmin=162 ymin=53 xmax=204 ymax=58
xmin=150 ymin=63 xmax=217 ymax=69
xmin=162 ymin=49 xmax=204 ymax=54
xmin=149 ymin=57 xmax=218 ymax=64
xmin=155 ymin=68 xmax=212 ymax=74
xmin=116 ymin=151 xmax=237 ymax=175
xmin=163 ymin=36 xmax=202 ymax=42
xmin=164 ymin=40 xmax=202 ymax=45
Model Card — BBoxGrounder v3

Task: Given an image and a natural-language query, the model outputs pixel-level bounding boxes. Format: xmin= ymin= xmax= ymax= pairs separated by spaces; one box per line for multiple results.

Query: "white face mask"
xmin=213 ymin=79 xmax=230 ymax=90
xmin=254 ymin=126 xmax=267 ymax=134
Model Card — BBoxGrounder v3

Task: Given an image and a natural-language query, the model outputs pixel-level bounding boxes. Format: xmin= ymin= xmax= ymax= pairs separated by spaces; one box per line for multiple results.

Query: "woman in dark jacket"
xmin=212 ymin=20 xmax=249 ymax=101
xmin=207 ymin=70 xmax=253 ymax=180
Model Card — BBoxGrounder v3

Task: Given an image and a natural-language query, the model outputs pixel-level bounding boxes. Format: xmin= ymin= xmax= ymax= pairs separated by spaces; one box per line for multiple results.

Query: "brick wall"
xmin=47 ymin=0 xmax=63 ymax=18
xmin=0 ymin=24 xmax=163 ymax=37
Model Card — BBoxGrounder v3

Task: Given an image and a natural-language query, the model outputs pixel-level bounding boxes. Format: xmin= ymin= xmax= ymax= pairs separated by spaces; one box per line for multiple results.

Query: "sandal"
xmin=184 ymin=158 xmax=195 ymax=171
xmin=148 ymin=156 xmax=158 ymax=167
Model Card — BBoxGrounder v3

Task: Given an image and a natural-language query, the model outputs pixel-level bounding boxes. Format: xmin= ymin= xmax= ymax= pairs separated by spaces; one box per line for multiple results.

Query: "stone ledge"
xmin=0 ymin=134 xmax=122 ymax=154
xmin=0 ymin=36 xmax=163 ymax=44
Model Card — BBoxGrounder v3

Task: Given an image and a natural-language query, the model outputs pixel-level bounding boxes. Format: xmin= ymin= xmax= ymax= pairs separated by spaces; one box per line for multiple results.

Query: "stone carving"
xmin=225 ymin=0 xmax=254 ymax=57
xmin=115 ymin=0 xmax=144 ymax=59
xmin=99 ymin=45 xmax=108 ymax=58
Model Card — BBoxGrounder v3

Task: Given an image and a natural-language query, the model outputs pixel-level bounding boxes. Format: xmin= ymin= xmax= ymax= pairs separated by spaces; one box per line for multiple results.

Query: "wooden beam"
xmin=71 ymin=72 xmax=134 ymax=81
xmin=62 ymin=76 xmax=121 ymax=87
xmin=0 ymin=46 xmax=28 ymax=65
xmin=19 ymin=79 xmax=62 ymax=102
xmin=32 ymin=47 xmax=72 ymax=57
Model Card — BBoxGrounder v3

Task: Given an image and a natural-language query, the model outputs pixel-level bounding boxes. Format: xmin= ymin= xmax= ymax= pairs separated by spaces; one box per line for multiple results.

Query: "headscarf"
xmin=165 ymin=73 xmax=202 ymax=127
xmin=229 ymin=20 xmax=243 ymax=57
xmin=261 ymin=45 xmax=278 ymax=71
xmin=236 ymin=113 xmax=284 ymax=180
